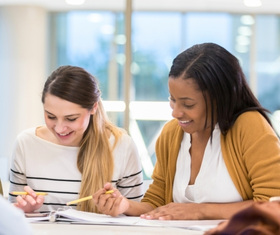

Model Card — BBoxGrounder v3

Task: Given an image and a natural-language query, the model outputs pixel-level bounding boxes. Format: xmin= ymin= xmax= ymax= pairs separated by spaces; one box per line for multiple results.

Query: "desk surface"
xmin=31 ymin=222 xmax=205 ymax=235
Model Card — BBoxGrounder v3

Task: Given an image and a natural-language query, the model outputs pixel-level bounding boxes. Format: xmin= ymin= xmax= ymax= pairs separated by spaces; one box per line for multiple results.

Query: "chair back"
xmin=0 ymin=179 xmax=3 ymax=195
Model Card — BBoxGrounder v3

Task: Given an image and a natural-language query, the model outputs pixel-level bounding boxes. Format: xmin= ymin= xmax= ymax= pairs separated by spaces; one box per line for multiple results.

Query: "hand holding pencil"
xmin=12 ymin=186 xmax=45 ymax=213
xmin=66 ymin=190 xmax=114 ymax=206
xmin=91 ymin=182 xmax=129 ymax=217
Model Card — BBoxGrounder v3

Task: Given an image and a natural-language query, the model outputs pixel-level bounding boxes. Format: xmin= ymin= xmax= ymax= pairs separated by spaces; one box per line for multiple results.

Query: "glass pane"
xmin=52 ymin=11 xmax=125 ymax=127
xmin=256 ymin=15 xmax=280 ymax=112
xmin=132 ymin=12 xmax=182 ymax=101
xmin=53 ymin=11 xmax=123 ymax=101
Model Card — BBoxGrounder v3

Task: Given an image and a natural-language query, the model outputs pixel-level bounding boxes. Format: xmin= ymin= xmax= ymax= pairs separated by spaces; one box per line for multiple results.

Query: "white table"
xmin=31 ymin=222 xmax=206 ymax=235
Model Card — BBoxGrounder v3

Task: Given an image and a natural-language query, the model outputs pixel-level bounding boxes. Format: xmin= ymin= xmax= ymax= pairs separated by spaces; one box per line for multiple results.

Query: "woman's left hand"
xmin=140 ymin=202 xmax=201 ymax=220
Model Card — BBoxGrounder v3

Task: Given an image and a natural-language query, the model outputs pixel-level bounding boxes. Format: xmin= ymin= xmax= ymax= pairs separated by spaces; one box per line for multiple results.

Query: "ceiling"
xmin=0 ymin=0 xmax=280 ymax=14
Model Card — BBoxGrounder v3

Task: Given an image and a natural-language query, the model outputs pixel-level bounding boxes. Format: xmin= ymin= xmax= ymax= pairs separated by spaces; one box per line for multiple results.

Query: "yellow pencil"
xmin=11 ymin=191 xmax=48 ymax=196
xmin=66 ymin=190 xmax=114 ymax=206
xmin=104 ymin=190 xmax=114 ymax=194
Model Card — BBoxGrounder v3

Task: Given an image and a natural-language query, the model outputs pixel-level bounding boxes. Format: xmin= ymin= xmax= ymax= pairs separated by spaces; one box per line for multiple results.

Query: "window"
xmin=50 ymin=11 xmax=280 ymax=179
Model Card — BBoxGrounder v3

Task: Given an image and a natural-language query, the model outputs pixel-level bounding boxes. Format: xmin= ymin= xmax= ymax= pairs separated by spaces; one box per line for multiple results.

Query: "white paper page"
xmin=56 ymin=209 xmax=139 ymax=225
xmin=57 ymin=208 xmax=224 ymax=231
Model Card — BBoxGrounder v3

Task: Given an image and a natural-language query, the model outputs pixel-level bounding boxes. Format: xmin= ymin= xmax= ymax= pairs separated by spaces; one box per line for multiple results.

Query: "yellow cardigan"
xmin=142 ymin=111 xmax=280 ymax=208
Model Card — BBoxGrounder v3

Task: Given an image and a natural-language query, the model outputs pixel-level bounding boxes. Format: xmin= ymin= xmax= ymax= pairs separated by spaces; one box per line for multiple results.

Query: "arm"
xmin=9 ymin=135 xmax=44 ymax=212
xmin=140 ymin=200 xmax=254 ymax=220
xmin=9 ymin=138 xmax=27 ymax=203
xmin=222 ymin=112 xmax=280 ymax=201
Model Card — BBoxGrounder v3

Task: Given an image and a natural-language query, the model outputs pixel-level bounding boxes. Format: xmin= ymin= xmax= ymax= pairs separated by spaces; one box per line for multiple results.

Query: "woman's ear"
xmin=90 ymin=102 xmax=98 ymax=115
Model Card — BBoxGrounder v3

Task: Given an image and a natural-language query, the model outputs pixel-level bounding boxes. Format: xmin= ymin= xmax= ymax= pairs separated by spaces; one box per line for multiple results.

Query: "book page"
xmin=56 ymin=208 xmax=224 ymax=231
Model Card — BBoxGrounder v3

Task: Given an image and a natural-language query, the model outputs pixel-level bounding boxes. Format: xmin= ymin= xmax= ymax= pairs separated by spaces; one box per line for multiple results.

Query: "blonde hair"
xmin=77 ymin=101 xmax=123 ymax=212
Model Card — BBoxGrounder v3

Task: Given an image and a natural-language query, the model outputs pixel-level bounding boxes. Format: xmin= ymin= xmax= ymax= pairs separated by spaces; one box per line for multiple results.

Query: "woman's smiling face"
xmin=168 ymin=76 xmax=212 ymax=135
xmin=43 ymin=93 xmax=96 ymax=147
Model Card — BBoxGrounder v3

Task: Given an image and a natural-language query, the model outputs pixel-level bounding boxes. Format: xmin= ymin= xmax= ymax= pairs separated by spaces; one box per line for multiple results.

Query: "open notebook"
xmin=25 ymin=207 xmax=224 ymax=231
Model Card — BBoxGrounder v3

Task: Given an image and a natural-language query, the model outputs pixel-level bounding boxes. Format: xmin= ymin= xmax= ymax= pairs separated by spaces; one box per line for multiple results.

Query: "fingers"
xmin=97 ymin=192 xmax=115 ymax=209
xmin=140 ymin=206 xmax=174 ymax=220
xmin=92 ymin=182 xmax=129 ymax=217
xmin=92 ymin=188 xmax=106 ymax=205
xmin=23 ymin=185 xmax=37 ymax=198
xmin=15 ymin=187 xmax=45 ymax=213
xmin=99 ymin=195 xmax=127 ymax=217
xmin=93 ymin=187 xmax=127 ymax=216
xmin=16 ymin=195 xmax=28 ymax=207
xmin=99 ymin=196 xmax=115 ymax=215
xmin=104 ymin=182 xmax=113 ymax=191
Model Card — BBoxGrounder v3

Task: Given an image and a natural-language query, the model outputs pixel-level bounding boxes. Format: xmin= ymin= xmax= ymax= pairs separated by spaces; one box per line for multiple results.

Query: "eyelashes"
xmin=47 ymin=116 xmax=78 ymax=122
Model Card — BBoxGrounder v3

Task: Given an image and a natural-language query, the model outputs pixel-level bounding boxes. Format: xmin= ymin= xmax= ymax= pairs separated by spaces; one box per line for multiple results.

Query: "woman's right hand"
xmin=92 ymin=182 xmax=130 ymax=217
xmin=13 ymin=186 xmax=45 ymax=213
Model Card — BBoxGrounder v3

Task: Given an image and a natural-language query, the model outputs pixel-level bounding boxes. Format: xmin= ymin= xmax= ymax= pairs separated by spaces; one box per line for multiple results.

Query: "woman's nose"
xmin=54 ymin=121 xmax=67 ymax=133
xmin=172 ymin=104 xmax=184 ymax=119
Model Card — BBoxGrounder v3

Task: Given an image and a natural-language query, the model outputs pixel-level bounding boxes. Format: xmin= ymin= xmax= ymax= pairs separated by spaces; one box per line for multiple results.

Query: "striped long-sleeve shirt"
xmin=9 ymin=127 xmax=143 ymax=213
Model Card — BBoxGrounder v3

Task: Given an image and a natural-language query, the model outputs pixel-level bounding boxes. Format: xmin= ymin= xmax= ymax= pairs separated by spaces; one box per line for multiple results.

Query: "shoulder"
xmin=16 ymin=127 xmax=37 ymax=141
xmin=233 ymin=111 xmax=272 ymax=134
xmin=224 ymin=111 xmax=276 ymax=147
xmin=111 ymin=132 xmax=137 ymax=153
xmin=14 ymin=126 xmax=56 ymax=149
xmin=115 ymin=131 xmax=134 ymax=144
xmin=235 ymin=111 xmax=268 ymax=125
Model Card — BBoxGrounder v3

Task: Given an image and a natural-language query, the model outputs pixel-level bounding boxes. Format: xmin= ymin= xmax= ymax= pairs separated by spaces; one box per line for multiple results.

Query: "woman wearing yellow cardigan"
xmin=93 ymin=43 xmax=280 ymax=220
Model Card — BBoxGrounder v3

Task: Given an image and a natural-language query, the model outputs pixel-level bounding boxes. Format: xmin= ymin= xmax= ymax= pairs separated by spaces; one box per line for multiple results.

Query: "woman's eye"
xmin=47 ymin=116 xmax=56 ymax=120
xmin=183 ymin=104 xmax=195 ymax=109
xmin=67 ymin=118 xmax=77 ymax=122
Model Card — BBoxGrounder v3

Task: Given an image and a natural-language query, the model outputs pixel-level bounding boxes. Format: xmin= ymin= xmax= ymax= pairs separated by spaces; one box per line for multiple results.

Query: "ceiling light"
xmin=243 ymin=0 xmax=262 ymax=7
xmin=240 ymin=15 xmax=255 ymax=25
xmin=65 ymin=0 xmax=86 ymax=5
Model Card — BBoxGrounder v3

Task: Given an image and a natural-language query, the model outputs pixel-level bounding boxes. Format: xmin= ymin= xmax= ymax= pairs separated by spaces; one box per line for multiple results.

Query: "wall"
xmin=0 ymin=6 xmax=47 ymax=181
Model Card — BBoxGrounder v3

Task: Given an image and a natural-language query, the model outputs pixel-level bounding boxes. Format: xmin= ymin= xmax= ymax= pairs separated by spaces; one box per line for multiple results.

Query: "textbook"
xmin=25 ymin=208 xmax=224 ymax=231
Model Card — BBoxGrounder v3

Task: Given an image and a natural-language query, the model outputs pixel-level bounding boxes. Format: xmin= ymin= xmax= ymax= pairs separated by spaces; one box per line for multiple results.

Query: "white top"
xmin=0 ymin=195 xmax=32 ymax=235
xmin=173 ymin=125 xmax=242 ymax=203
xmin=9 ymin=127 xmax=143 ymax=212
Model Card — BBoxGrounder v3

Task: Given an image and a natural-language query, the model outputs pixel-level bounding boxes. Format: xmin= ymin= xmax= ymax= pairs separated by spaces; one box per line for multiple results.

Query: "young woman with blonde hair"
xmin=9 ymin=65 xmax=143 ymax=213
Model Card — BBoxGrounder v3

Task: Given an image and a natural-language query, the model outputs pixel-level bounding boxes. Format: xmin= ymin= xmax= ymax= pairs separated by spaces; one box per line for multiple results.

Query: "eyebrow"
xmin=170 ymin=95 xmax=195 ymax=101
xmin=45 ymin=110 xmax=80 ymax=118
xmin=178 ymin=97 xmax=195 ymax=101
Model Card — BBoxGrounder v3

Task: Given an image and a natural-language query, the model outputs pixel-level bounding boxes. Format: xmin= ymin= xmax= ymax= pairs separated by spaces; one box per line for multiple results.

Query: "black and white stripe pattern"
xmin=9 ymin=127 xmax=144 ymax=212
